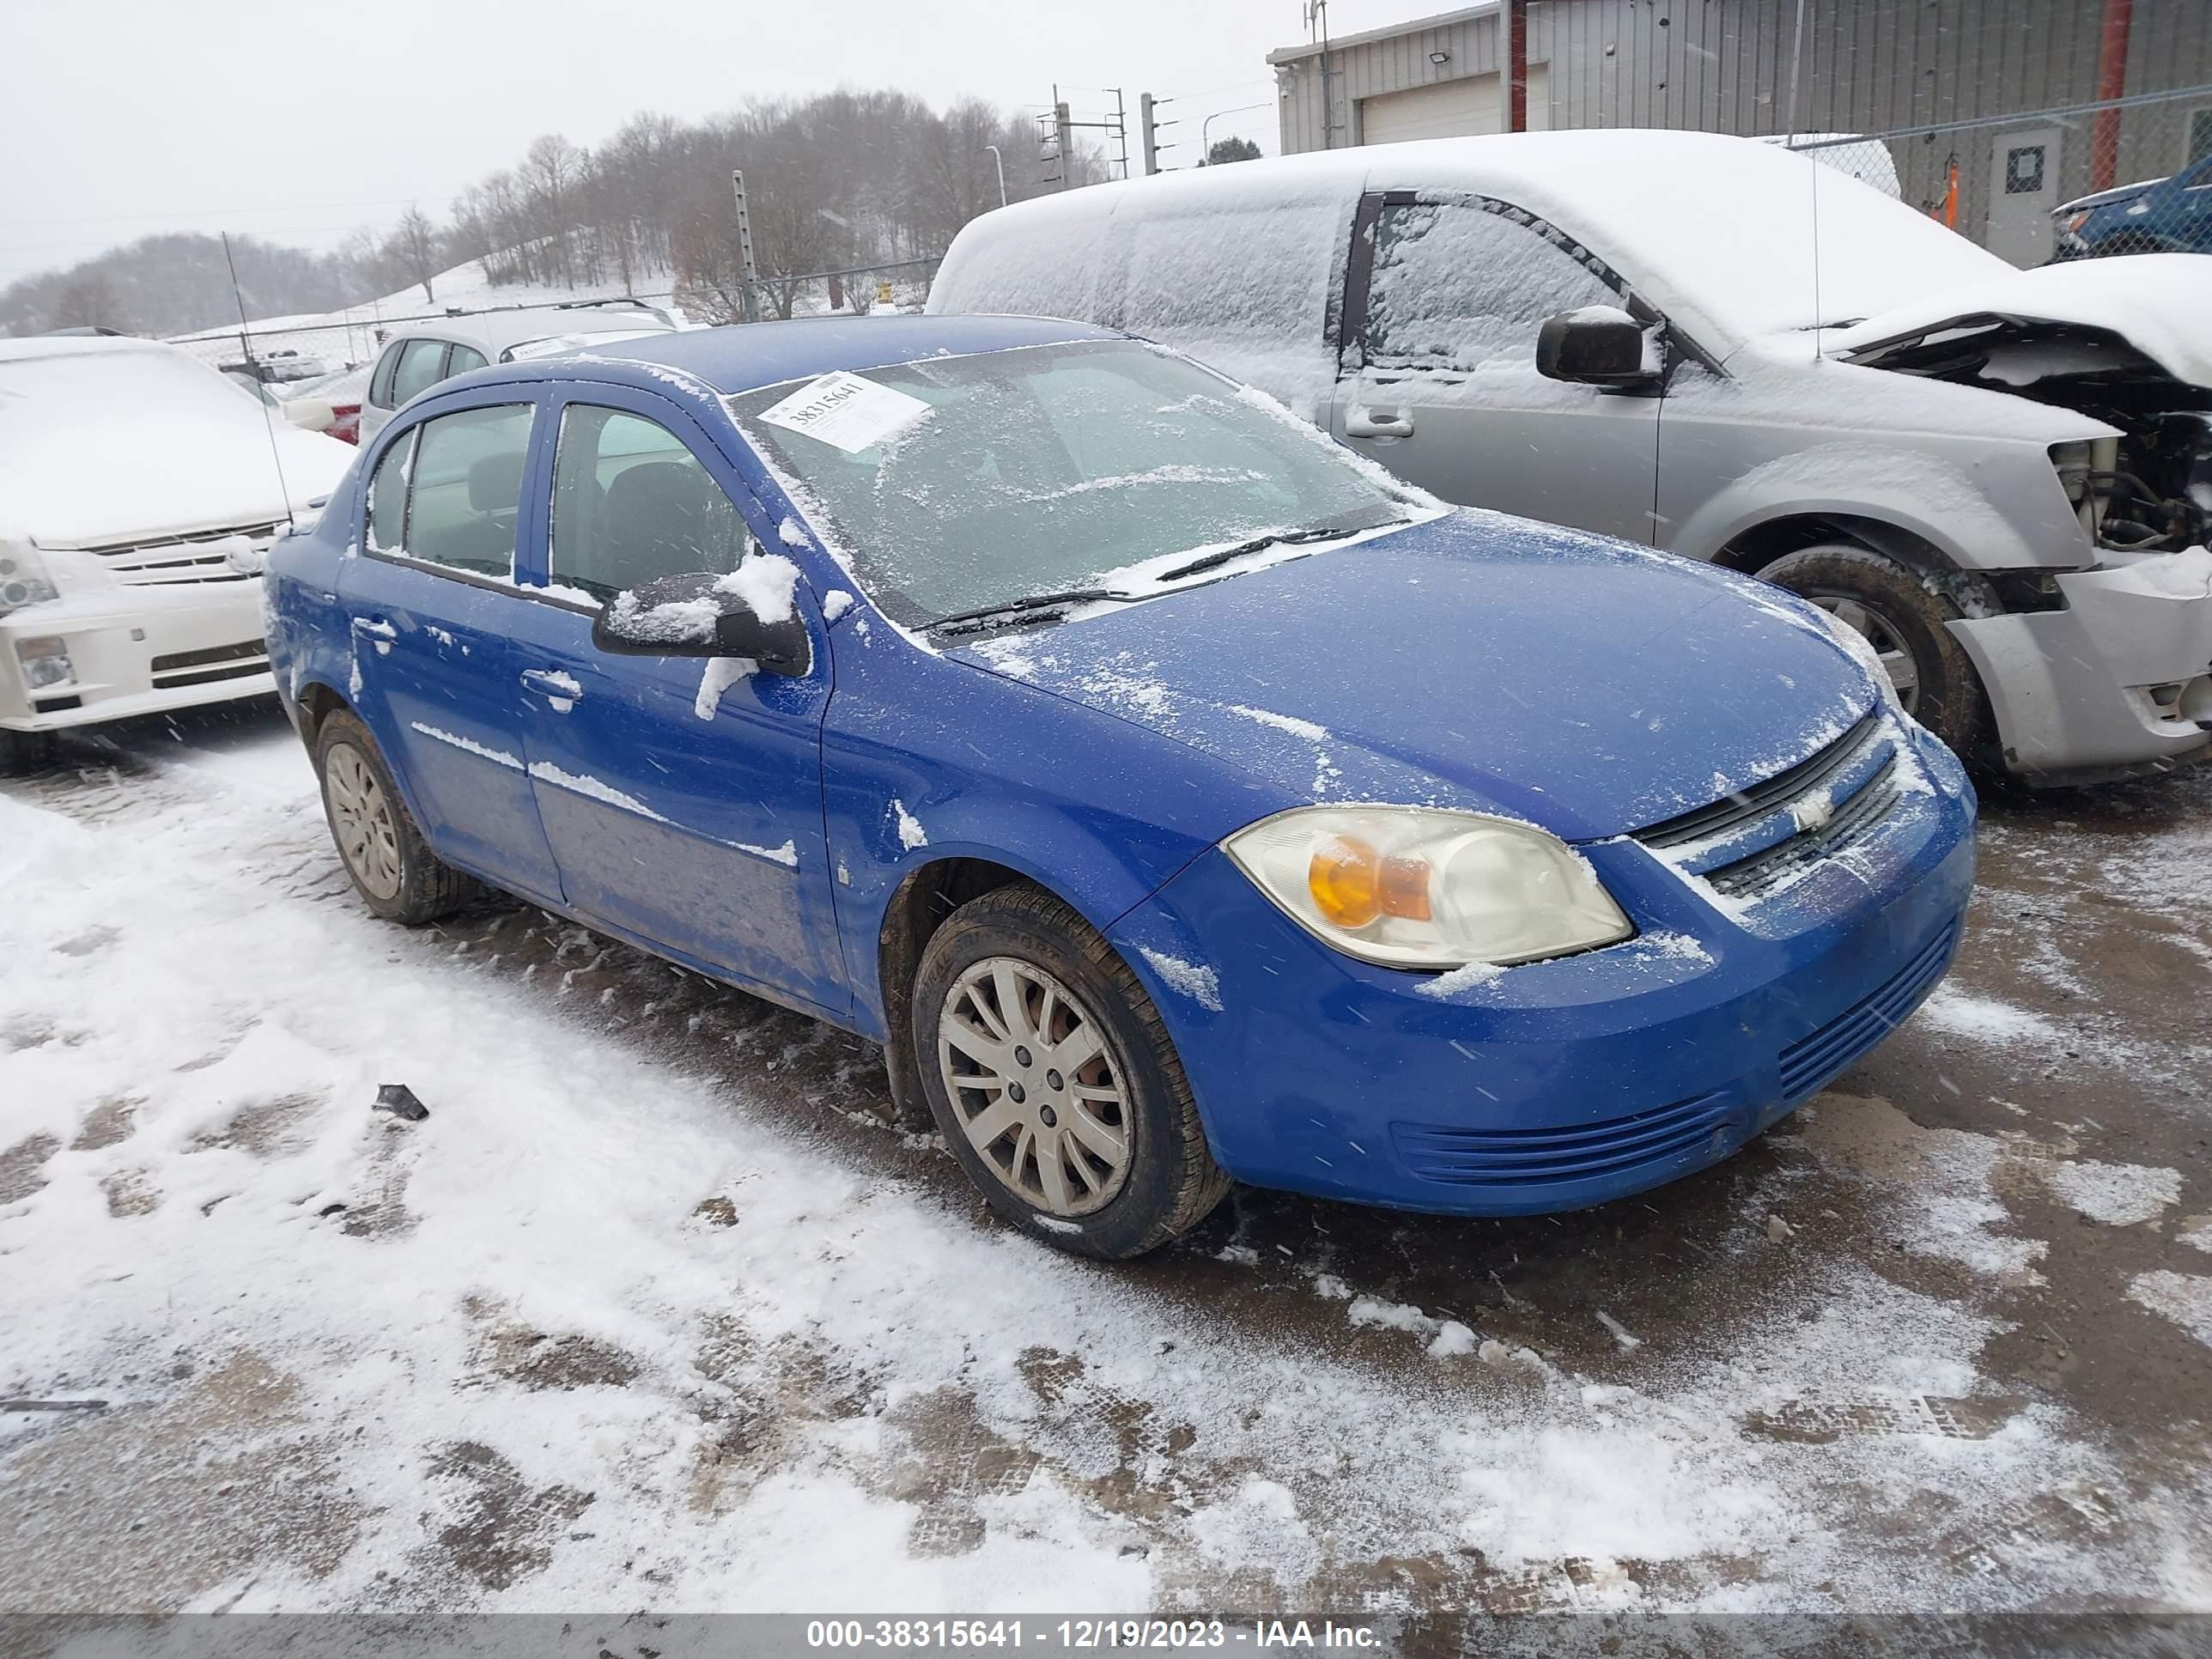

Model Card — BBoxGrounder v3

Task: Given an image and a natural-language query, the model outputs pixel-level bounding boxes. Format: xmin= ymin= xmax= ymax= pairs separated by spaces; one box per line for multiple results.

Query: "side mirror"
xmin=592 ymin=571 xmax=811 ymax=677
xmin=1535 ymin=307 xmax=1660 ymax=387
xmin=283 ymin=398 xmax=336 ymax=431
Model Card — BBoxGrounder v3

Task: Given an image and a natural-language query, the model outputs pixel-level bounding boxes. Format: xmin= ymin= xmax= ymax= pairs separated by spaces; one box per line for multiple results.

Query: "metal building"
xmin=1267 ymin=1 xmax=2212 ymax=264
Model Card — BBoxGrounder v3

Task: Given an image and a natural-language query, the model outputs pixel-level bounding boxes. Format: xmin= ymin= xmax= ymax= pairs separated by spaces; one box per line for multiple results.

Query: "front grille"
xmin=1706 ymin=759 xmax=1905 ymax=900
xmin=1778 ymin=923 xmax=1960 ymax=1100
xmin=1393 ymin=1090 xmax=1735 ymax=1187
xmin=72 ymin=520 xmax=286 ymax=586
xmin=1638 ymin=712 xmax=1881 ymax=850
xmin=150 ymin=638 xmax=267 ymax=689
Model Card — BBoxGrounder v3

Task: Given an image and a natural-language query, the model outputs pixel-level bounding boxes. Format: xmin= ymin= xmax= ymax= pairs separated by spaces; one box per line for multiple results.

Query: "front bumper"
xmin=0 ymin=581 xmax=272 ymax=733
xmin=1109 ymin=726 xmax=1978 ymax=1217
xmin=1949 ymin=547 xmax=2212 ymax=779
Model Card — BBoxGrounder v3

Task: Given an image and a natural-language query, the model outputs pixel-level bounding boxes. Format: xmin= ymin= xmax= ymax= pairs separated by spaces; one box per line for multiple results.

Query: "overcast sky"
xmin=2 ymin=0 xmax=1455 ymax=287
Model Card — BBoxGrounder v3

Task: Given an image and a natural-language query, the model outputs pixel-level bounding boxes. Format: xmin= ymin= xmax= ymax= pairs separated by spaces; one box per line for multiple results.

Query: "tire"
xmin=913 ymin=884 xmax=1230 ymax=1260
xmin=1757 ymin=544 xmax=1990 ymax=765
xmin=313 ymin=708 xmax=478 ymax=924
xmin=0 ymin=727 xmax=57 ymax=776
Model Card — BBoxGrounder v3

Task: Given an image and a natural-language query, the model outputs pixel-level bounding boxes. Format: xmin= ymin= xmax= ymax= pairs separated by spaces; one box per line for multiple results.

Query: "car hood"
xmin=948 ymin=510 xmax=1877 ymax=842
xmin=3 ymin=415 xmax=354 ymax=547
xmin=1833 ymin=255 xmax=2212 ymax=389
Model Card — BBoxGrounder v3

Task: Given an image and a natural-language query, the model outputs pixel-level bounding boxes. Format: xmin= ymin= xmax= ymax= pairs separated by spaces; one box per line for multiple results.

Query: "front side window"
xmin=726 ymin=341 xmax=1417 ymax=628
xmin=1363 ymin=200 xmax=1620 ymax=372
xmin=373 ymin=404 xmax=533 ymax=578
xmin=389 ymin=338 xmax=449 ymax=406
xmin=550 ymin=406 xmax=754 ymax=602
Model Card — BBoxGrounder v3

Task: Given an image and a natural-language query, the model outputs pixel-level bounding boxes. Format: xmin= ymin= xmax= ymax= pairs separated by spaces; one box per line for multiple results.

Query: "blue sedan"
xmin=263 ymin=316 xmax=1977 ymax=1258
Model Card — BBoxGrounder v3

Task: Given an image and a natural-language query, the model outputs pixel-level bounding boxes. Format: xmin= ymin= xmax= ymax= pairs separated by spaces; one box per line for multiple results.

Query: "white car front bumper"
xmin=0 ymin=579 xmax=273 ymax=733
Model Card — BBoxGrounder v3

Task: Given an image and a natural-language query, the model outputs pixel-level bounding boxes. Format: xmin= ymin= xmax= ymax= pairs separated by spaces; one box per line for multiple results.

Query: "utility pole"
xmin=1507 ymin=0 xmax=1528 ymax=131
xmin=1305 ymin=0 xmax=1337 ymax=149
xmin=1139 ymin=94 xmax=1176 ymax=174
xmin=1054 ymin=100 xmax=1076 ymax=191
xmin=728 ymin=169 xmax=760 ymax=324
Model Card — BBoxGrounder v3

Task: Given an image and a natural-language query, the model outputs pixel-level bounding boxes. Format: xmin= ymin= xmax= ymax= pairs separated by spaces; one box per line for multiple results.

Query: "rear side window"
xmin=389 ymin=338 xmax=449 ymax=407
xmin=1362 ymin=201 xmax=1619 ymax=372
xmin=366 ymin=429 xmax=415 ymax=553
xmin=368 ymin=343 xmax=402 ymax=410
xmin=549 ymin=405 xmax=752 ymax=602
xmin=372 ymin=404 xmax=534 ymax=578
xmin=447 ymin=343 xmax=488 ymax=377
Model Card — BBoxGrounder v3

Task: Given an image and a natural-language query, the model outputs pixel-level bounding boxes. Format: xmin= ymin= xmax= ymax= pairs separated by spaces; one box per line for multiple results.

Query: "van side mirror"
xmin=1536 ymin=307 xmax=1660 ymax=387
xmin=592 ymin=571 xmax=811 ymax=677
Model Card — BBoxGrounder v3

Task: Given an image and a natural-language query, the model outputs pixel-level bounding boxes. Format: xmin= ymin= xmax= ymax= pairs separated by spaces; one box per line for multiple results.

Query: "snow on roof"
xmin=1267 ymin=3 xmax=1497 ymax=62
xmin=930 ymin=130 xmax=2006 ymax=363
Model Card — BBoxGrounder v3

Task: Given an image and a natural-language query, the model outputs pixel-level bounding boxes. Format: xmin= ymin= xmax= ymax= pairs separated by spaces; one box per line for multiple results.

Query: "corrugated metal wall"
xmin=1271 ymin=1 xmax=2211 ymax=250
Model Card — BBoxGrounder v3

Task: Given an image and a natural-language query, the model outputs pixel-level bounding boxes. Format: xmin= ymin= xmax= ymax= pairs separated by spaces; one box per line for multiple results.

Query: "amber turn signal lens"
xmin=1309 ymin=836 xmax=1431 ymax=928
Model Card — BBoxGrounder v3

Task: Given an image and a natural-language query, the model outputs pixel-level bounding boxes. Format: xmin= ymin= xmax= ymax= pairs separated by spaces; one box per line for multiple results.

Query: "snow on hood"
xmin=1833 ymin=255 xmax=2212 ymax=389
xmin=951 ymin=511 xmax=1877 ymax=842
xmin=0 ymin=340 xmax=356 ymax=545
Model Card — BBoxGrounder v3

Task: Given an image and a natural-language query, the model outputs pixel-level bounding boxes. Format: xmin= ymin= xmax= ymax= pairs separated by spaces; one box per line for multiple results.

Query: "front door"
xmin=342 ymin=398 xmax=562 ymax=902
xmin=504 ymin=390 xmax=846 ymax=1015
xmin=1985 ymin=126 xmax=2063 ymax=267
xmin=1330 ymin=191 xmax=1662 ymax=543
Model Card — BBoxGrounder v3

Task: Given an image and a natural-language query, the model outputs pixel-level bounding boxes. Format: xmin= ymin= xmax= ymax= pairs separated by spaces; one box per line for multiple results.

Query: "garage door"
xmin=1358 ymin=66 xmax=1549 ymax=145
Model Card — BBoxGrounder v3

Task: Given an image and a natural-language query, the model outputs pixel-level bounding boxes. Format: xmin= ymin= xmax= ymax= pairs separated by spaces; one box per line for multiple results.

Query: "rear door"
xmin=501 ymin=386 xmax=845 ymax=1015
xmin=1330 ymin=191 xmax=1662 ymax=543
xmin=341 ymin=393 xmax=562 ymax=902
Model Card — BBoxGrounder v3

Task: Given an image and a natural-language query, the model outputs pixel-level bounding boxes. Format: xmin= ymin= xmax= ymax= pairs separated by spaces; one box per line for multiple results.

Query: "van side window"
xmin=390 ymin=404 xmax=535 ymax=579
xmin=550 ymin=406 xmax=753 ymax=602
xmin=447 ymin=343 xmax=488 ymax=377
xmin=1364 ymin=202 xmax=1619 ymax=372
xmin=389 ymin=338 xmax=450 ymax=407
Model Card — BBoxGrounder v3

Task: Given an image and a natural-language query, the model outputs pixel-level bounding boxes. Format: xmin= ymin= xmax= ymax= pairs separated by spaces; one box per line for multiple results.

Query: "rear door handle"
xmin=1345 ymin=405 xmax=1414 ymax=439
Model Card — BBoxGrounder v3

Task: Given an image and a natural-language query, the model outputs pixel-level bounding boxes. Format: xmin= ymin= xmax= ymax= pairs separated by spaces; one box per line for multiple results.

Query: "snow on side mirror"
xmin=592 ymin=568 xmax=811 ymax=677
xmin=283 ymin=398 xmax=336 ymax=432
xmin=1536 ymin=307 xmax=1661 ymax=388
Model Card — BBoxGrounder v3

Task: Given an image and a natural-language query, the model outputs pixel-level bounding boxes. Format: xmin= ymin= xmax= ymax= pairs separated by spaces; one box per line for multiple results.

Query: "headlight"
xmin=1812 ymin=603 xmax=1904 ymax=714
xmin=0 ymin=539 xmax=60 ymax=617
xmin=1223 ymin=805 xmax=1634 ymax=969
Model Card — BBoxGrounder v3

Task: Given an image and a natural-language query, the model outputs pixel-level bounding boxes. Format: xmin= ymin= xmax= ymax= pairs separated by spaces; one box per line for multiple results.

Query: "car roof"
xmin=381 ymin=302 xmax=680 ymax=355
xmin=502 ymin=313 xmax=1127 ymax=397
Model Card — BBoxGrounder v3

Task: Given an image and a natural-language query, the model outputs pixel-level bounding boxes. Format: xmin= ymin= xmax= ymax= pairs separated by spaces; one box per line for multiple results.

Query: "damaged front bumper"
xmin=1949 ymin=546 xmax=2212 ymax=781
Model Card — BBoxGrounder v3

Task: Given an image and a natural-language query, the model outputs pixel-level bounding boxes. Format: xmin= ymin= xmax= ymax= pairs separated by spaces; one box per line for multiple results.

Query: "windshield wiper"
xmin=1153 ymin=517 xmax=1409 ymax=584
xmin=927 ymin=587 xmax=1133 ymax=636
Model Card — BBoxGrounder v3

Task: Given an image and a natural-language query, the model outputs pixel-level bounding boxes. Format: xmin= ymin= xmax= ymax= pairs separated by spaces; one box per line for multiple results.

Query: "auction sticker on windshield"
xmin=756 ymin=370 xmax=931 ymax=453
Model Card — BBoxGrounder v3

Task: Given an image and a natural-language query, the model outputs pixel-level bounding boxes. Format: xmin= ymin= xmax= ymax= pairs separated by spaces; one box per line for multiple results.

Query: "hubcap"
xmin=1807 ymin=593 xmax=1922 ymax=714
xmin=325 ymin=742 xmax=403 ymax=900
xmin=937 ymin=957 xmax=1132 ymax=1218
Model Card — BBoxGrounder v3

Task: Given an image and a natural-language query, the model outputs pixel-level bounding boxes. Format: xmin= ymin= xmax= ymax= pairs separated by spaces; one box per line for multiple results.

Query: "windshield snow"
xmin=726 ymin=341 xmax=1415 ymax=627
xmin=0 ymin=346 xmax=270 ymax=427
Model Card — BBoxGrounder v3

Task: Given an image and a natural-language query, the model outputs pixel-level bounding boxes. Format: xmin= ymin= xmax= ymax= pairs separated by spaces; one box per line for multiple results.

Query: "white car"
xmin=0 ymin=336 xmax=355 ymax=772
xmin=356 ymin=301 xmax=683 ymax=445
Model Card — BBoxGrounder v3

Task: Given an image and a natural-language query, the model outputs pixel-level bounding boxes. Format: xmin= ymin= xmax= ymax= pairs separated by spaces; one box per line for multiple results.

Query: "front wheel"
xmin=913 ymin=884 xmax=1229 ymax=1259
xmin=313 ymin=708 xmax=478 ymax=924
xmin=1757 ymin=544 xmax=1990 ymax=765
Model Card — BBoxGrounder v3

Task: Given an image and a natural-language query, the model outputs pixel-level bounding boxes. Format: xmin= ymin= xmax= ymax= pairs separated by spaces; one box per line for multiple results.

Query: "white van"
xmin=0 ymin=337 xmax=353 ymax=772
xmin=927 ymin=130 xmax=2212 ymax=783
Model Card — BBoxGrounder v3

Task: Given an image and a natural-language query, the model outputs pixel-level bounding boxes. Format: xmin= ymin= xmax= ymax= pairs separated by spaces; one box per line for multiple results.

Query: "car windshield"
xmin=725 ymin=340 xmax=1417 ymax=628
xmin=0 ymin=347 xmax=269 ymax=425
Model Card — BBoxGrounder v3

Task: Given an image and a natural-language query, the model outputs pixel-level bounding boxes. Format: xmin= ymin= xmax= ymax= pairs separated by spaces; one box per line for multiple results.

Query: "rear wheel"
xmin=0 ymin=727 xmax=57 ymax=776
xmin=913 ymin=884 xmax=1229 ymax=1259
xmin=1757 ymin=544 xmax=1989 ymax=764
xmin=313 ymin=709 xmax=477 ymax=924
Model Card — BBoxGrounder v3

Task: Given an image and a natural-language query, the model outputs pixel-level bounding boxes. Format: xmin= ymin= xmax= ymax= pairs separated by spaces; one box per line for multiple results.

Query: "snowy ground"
xmin=3 ymin=704 xmax=2210 ymax=1626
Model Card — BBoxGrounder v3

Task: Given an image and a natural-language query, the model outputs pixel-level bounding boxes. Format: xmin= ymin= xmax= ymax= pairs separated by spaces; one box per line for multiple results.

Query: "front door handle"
xmin=1345 ymin=404 xmax=1415 ymax=439
xmin=520 ymin=669 xmax=581 ymax=705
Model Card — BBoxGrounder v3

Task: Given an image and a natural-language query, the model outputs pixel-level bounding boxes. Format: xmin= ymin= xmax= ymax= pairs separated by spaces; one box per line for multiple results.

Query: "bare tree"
xmin=386 ymin=206 xmax=442 ymax=302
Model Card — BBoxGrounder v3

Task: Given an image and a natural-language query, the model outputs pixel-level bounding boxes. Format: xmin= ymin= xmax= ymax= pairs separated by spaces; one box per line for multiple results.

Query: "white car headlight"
xmin=1812 ymin=602 xmax=1904 ymax=714
xmin=1223 ymin=805 xmax=1634 ymax=969
xmin=0 ymin=539 xmax=61 ymax=617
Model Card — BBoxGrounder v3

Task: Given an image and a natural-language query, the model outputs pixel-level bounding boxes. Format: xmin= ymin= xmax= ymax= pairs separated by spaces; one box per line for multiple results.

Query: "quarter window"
xmin=447 ymin=343 xmax=488 ymax=377
xmin=372 ymin=404 xmax=535 ymax=579
xmin=389 ymin=337 xmax=450 ymax=406
xmin=550 ymin=406 xmax=753 ymax=601
xmin=368 ymin=342 xmax=403 ymax=410
xmin=1363 ymin=201 xmax=1620 ymax=372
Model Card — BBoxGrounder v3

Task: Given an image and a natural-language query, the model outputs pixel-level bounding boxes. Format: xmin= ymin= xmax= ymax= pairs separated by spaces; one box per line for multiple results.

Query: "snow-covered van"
xmin=0 ymin=336 xmax=355 ymax=772
xmin=928 ymin=131 xmax=2212 ymax=782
